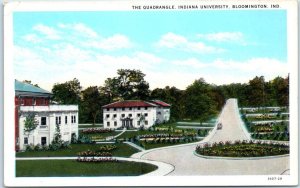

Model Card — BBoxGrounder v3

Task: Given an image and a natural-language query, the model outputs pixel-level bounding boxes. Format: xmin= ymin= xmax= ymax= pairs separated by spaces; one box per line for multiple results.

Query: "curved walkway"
xmin=131 ymin=98 xmax=289 ymax=175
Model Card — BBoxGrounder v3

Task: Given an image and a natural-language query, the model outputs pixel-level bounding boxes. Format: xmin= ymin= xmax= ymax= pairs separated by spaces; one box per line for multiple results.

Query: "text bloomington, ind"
xmin=132 ymin=4 xmax=278 ymax=10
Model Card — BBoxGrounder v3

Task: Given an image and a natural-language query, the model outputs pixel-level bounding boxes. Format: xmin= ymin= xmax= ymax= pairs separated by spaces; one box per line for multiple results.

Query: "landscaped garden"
xmin=77 ymin=121 xmax=213 ymax=150
xmin=240 ymin=107 xmax=289 ymax=141
xmin=195 ymin=140 xmax=289 ymax=157
xmin=16 ymin=160 xmax=157 ymax=177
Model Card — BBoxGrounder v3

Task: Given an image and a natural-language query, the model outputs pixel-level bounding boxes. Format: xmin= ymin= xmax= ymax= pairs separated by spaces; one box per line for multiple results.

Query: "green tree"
xmin=24 ymin=112 xmax=38 ymax=139
xmin=246 ymin=76 xmax=266 ymax=107
xmin=80 ymin=86 xmax=109 ymax=125
xmin=271 ymin=76 xmax=289 ymax=106
xmin=52 ymin=78 xmax=82 ymax=104
xmin=184 ymin=78 xmax=217 ymax=122
xmin=150 ymin=86 xmax=185 ymax=120
xmin=103 ymin=69 xmax=150 ymax=100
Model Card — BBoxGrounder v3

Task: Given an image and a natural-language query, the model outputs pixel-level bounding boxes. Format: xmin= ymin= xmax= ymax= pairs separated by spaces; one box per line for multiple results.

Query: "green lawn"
xmin=16 ymin=160 xmax=157 ymax=177
xmin=16 ymin=143 xmax=139 ymax=158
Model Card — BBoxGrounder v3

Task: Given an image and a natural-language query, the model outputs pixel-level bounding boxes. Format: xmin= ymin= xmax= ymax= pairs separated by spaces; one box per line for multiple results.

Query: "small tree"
xmin=24 ymin=112 xmax=38 ymax=143
xmin=138 ymin=114 xmax=146 ymax=129
xmin=53 ymin=124 xmax=63 ymax=144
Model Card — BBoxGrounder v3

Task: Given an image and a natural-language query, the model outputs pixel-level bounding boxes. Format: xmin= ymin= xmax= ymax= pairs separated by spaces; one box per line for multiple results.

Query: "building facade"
xmin=102 ymin=100 xmax=170 ymax=129
xmin=15 ymin=80 xmax=78 ymax=151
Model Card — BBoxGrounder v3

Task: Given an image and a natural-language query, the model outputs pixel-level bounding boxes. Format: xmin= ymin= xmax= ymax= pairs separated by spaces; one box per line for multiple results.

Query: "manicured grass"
xmin=16 ymin=160 xmax=157 ymax=177
xmin=16 ymin=143 xmax=139 ymax=158
xmin=196 ymin=142 xmax=289 ymax=157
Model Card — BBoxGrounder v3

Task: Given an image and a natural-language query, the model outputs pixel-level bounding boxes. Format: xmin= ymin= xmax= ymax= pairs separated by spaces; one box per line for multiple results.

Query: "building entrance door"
xmin=41 ymin=137 xmax=47 ymax=146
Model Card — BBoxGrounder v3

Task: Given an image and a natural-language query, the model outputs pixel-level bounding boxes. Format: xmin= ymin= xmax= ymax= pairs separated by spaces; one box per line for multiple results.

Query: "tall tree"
xmin=80 ymin=86 xmax=109 ymax=125
xmin=184 ymin=78 xmax=217 ymax=122
xmin=246 ymin=76 xmax=266 ymax=107
xmin=23 ymin=112 xmax=38 ymax=143
xmin=271 ymin=76 xmax=289 ymax=106
xmin=103 ymin=69 xmax=150 ymax=100
xmin=52 ymin=78 xmax=82 ymax=104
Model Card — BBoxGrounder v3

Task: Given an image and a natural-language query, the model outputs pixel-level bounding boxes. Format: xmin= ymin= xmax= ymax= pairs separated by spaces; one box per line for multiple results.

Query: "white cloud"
xmin=197 ymin=32 xmax=247 ymax=45
xmin=84 ymin=34 xmax=133 ymax=50
xmin=22 ymin=34 xmax=42 ymax=43
xmin=58 ymin=23 xmax=98 ymax=38
xmin=33 ymin=24 xmax=61 ymax=40
xmin=157 ymin=32 xmax=224 ymax=54
xmin=172 ymin=58 xmax=207 ymax=69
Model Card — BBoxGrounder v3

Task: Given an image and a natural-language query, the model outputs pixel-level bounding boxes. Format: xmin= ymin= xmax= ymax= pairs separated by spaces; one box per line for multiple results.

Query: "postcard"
xmin=3 ymin=0 xmax=298 ymax=186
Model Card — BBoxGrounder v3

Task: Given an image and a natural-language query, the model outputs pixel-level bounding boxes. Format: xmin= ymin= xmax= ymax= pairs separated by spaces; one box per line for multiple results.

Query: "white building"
xmin=15 ymin=80 xmax=78 ymax=151
xmin=102 ymin=100 xmax=170 ymax=129
xmin=18 ymin=105 xmax=78 ymax=150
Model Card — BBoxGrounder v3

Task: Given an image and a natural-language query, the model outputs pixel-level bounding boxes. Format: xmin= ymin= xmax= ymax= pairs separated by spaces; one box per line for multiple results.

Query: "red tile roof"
xmin=102 ymin=100 xmax=157 ymax=108
xmin=151 ymin=100 xmax=171 ymax=107
xmin=102 ymin=100 xmax=171 ymax=108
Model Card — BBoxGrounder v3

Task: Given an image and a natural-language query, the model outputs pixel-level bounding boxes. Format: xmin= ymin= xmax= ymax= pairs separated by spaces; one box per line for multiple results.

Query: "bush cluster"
xmin=25 ymin=141 xmax=71 ymax=152
xmin=82 ymin=128 xmax=113 ymax=134
xmin=77 ymin=150 xmax=112 ymax=157
xmin=97 ymin=145 xmax=117 ymax=152
xmin=196 ymin=140 xmax=289 ymax=157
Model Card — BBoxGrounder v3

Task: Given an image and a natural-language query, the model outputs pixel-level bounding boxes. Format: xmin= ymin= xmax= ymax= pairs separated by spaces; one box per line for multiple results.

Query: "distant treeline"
xmin=44 ymin=69 xmax=288 ymax=124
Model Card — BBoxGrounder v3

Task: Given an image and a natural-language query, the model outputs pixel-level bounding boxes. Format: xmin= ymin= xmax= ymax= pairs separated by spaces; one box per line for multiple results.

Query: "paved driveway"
xmin=132 ymin=99 xmax=289 ymax=175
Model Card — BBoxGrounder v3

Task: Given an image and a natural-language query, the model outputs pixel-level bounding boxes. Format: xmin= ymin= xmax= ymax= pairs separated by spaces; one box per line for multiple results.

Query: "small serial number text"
xmin=268 ymin=176 xmax=283 ymax=181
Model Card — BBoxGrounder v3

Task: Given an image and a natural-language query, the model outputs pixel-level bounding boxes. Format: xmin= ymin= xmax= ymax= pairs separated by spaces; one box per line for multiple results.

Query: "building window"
xmin=122 ymin=107 xmax=125 ymax=111
xmin=158 ymin=112 xmax=161 ymax=115
xmin=41 ymin=137 xmax=47 ymax=146
xmin=56 ymin=116 xmax=61 ymax=125
xmin=107 ymin=108 xmax=110 ymax=111
xmin=145 ymin=121 xmax=148 ymax=125
xmin=114 ymin=108 xmax=117 ymax=111
xmin=40 ymin=117 xmax=47 ymax=125
xmin=114 ymin=121 xmax=117 ymax=126
xmin=107 ymin=122 xmax=110 ymax=126
xmin=20 ymin=98 xmax=24 ymax=105
xmin=71 ymin=115 xmax=76 ymax=123
xmin=137 ymin=113 xmax=141 ymax=117
xmin=106 ymin=114 xmax=110 ymax=118
xmin=129 ymin=114 xmax=132 ymax=117
xmin=137 ymin=121 xmax=140 ymax=125
xmin=65 ymin=116 xmax=68 ymax=124
xmin=41 ymin=98 xmax=45 ymax=105
xmin=24 ymin=137 xmax=28 ymax=145
xmin=121 ymin=114 xmax=125 ymax=118
xmin=129 ymin=107 xmax=132 ymax=110
xmin=137 ymin=107 xmax=141 ymax=110
xmin=113 ymin=114 xmax=117 ymax=118
xmin=144 ymin=113 xmax=148 ymax=117
xmin=145 ymin=107 xmax=148 ymax=110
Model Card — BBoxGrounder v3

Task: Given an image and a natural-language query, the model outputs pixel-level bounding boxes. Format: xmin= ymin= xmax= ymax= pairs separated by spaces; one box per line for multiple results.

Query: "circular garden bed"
xmin=195 ymin=140 xmax=289 ymax=157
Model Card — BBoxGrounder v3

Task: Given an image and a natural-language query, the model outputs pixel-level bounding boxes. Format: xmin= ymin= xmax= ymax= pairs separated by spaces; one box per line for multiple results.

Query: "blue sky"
xmin=13 ymin=10 xmax=288 ymax=90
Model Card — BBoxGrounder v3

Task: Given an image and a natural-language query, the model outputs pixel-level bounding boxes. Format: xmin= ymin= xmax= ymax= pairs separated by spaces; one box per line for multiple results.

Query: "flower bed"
xmin=77 ymin=157 xmax=118 ymax=163
xmin=97 ymin=145 xmax=117 ymax=152
xmin=195 ymin=140 xmax=289 ymax=157
xmin=82 ymin=128 xmax=113 ymax=134
xmin=78 ymin=150 xmax=113 ymax=157
xmin=139 ymin=133 xmax=196 ymax=139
